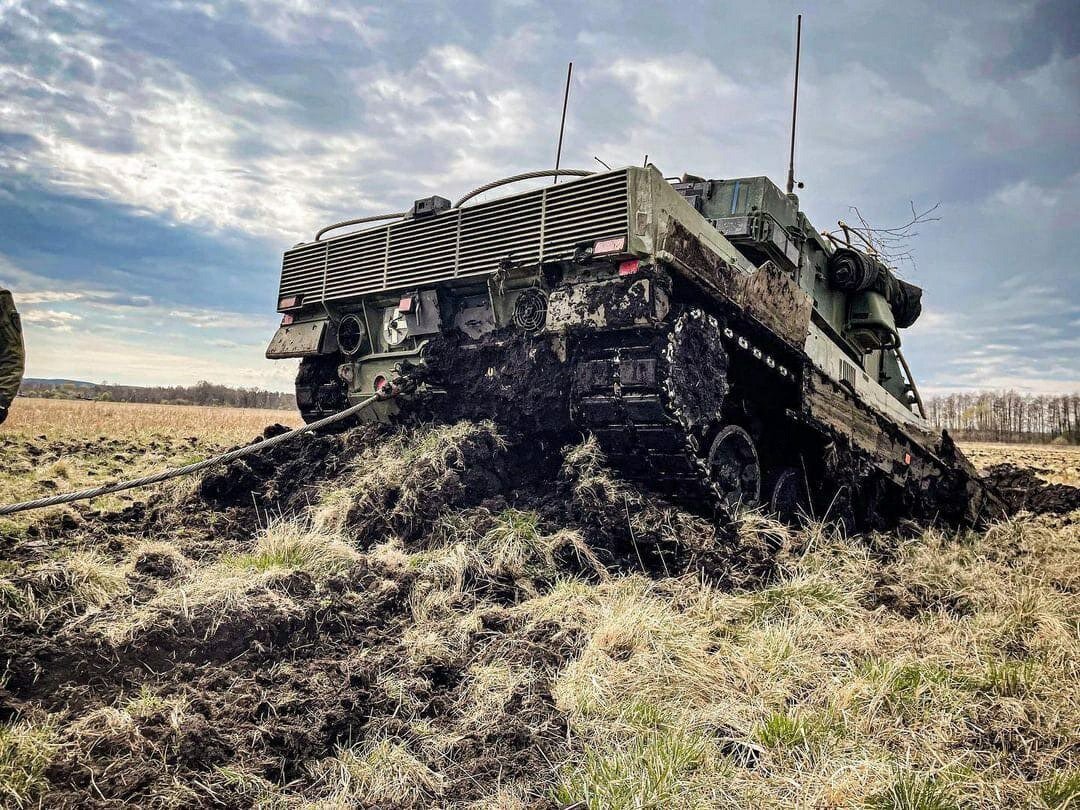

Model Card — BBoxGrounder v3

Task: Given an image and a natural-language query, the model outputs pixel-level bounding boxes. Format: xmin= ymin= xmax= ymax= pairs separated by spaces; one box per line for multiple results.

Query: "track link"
xmin=571 ymin=308 xmax=794 ymax=505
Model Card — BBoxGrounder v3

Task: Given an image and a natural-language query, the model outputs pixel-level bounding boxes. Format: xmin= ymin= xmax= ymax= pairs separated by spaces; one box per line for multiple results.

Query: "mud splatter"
xmin=981 ymin=463 xmax=1080 ymax=515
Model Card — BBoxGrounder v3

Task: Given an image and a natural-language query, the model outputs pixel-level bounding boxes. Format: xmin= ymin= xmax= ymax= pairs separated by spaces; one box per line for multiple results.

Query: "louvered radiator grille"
xmin=277 ymin=169 xmax=629 ymax=307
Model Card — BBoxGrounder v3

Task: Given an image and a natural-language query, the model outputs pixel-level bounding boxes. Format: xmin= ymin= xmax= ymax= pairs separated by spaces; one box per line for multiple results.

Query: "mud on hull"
xmin=296 ymin=295 xmax=998 ymax=530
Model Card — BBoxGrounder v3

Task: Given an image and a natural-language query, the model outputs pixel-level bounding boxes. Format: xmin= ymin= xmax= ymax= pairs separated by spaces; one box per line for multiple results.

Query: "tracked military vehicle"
xmin=266 ymin=167 xmax=997 ymax=526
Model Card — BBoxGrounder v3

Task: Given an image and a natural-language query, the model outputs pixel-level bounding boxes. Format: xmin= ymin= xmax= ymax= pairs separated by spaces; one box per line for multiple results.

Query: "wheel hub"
xmin=708 ymin=425 xmax=761 ymax=511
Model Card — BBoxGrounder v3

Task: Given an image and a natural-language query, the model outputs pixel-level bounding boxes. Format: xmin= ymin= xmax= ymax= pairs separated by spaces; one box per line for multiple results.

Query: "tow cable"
xmin=0 ymin=381 xmax=406 ymax=517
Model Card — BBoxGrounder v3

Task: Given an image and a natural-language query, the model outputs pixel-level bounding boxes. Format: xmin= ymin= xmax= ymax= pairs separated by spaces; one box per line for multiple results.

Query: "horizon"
xmin=2 ymin=0 xmax=1077 ymax=396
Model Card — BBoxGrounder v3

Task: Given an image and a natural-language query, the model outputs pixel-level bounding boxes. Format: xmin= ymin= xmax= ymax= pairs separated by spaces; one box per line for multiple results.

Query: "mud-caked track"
xmin=411 ymin=309 xmax=997 ymax=533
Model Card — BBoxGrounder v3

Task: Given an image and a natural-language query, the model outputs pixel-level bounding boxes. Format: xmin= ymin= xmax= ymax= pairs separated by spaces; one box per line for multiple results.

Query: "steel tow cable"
xmin=0 ymin=383 xmax=404 ymax=517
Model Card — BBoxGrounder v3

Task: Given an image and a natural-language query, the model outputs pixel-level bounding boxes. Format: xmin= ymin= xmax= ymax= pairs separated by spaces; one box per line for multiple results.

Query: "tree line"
xmin=923 ymin=391 xmax=1078 ymax=444
xmin=20 ymin=380 xmax=296 ymax=410
xmin=19 ymin=380 xmax=1079 ymax=443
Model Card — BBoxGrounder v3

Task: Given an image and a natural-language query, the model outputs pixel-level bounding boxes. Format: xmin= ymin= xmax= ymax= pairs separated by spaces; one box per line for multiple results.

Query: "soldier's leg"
xmin=0 ymin=289 xmax=25 ymax=424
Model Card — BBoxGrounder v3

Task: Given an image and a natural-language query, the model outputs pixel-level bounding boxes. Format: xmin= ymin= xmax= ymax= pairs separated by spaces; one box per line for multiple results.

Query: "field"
xmin=0 ymin=399 xmax=1077 ymax=809
xmin=961 ymin=442 xmax=1080 ymax=488
xmin=0 ymin=398 xmax=297 ymax=537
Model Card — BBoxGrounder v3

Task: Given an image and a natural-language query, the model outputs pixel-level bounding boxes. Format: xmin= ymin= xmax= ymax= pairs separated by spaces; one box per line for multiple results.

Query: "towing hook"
xmin=375 ymin=379 xmax=402 ymax=400
xmin=376 ymin=375 xmax=417 ymax=401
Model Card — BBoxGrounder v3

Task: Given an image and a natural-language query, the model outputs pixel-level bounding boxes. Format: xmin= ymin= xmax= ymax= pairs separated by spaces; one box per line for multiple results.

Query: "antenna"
xmin=553 ymin=61 xmax=573 ymax=184
xmin=785 ymin=14 xmax=802 ymax=196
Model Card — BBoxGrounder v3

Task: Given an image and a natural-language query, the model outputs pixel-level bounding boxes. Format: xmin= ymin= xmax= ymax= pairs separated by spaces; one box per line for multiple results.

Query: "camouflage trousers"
xmin=0 ymin=289 xmax=25 ymax=422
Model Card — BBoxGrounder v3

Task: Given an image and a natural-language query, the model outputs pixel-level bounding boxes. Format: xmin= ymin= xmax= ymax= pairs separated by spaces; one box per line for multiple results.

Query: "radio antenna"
xmin=785 ymin=14 xmax=802 ymax=196
xmin=553 ymin=61 xmax=573 ymax=184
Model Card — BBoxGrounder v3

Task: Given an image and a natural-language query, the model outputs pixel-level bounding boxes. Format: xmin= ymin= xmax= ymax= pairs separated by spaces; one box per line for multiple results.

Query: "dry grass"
xmin=3 ymin=397 xmax=296 ymax=443
xmin=531 ymin=510 xmax=1080 ymax=809
xmin=0 ymin=398 xmax=297 ymax=535
xmin=1 ymin=548 xmax=128 ymax=630
xmin=104 ymin=517 xmax=360 ymax=644
xmin=0 ymin=717 xmax=58 ymax=808
xmin=311 ymin=420 xmax=506 ymax=539
xmin=309 ymin=738 xmax=445 ymax=804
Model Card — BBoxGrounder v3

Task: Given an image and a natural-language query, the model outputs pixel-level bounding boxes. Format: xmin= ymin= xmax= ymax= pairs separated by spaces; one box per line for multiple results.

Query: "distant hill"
xmin=19 ymin=379 xmax=295 ymax=410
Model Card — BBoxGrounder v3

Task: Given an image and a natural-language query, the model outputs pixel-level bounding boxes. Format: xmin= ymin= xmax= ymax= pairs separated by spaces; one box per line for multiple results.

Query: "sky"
xmin=0 ymin=0 xmax=1077 ymax=395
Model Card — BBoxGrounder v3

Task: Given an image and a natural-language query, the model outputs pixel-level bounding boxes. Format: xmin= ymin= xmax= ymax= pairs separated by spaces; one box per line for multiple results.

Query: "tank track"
xmin=571 ymin=308 xmax=795 ymax=508
xmin=798 ymin=364 xmax=999 ymax=527
xmin=569 ymin=306 xmax=997 ymax=526
xmin=296 ymin=355 xmax=350 ymax=424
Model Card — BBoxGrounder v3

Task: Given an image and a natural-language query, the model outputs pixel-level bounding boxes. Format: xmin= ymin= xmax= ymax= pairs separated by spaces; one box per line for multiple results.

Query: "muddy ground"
xmin=1 ymin=420 xmax=1077 ymax=808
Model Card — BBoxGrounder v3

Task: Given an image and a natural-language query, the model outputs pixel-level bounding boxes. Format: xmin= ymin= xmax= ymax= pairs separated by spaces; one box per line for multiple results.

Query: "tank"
xmin=266 ymin=166 xmax=998 ymax=527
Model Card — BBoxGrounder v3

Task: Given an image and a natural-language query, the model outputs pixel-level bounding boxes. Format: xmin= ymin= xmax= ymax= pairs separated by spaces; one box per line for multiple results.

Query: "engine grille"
xmin=277 ymin=169 xmax=630 ymax=308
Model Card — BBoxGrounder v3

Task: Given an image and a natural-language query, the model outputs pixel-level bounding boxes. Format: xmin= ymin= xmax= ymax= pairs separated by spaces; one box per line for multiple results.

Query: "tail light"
xmin=593 ymin=236 xmax=626 ymax=255
xmin=281 ymin=313 xmax=295 ymax=325
xmin=618 ymin=259 xmax=640 ymax=276
xmin=278 ymin=295 xmax=303 ymax=310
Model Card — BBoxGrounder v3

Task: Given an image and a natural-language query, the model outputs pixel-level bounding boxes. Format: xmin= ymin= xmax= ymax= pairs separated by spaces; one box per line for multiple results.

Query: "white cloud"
xmin=20 ymin=309 xmax=82 ymax=331
xmin=0 ymin=18 xmax=562 ymax=244
xmin=15 ymin=291 xmax=84 ymax=304
xmin=168 ymin=309 xmax=269 ymax=329
xmin=229 ymin=0 xmax=385 ymax=47
xmin=23 ymin=319 xmax=296 ymax=389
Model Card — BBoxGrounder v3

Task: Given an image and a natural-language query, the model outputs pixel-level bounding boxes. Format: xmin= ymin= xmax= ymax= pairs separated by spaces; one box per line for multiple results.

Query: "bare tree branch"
xmin=826 ymin=202 xmax=941 ymax=273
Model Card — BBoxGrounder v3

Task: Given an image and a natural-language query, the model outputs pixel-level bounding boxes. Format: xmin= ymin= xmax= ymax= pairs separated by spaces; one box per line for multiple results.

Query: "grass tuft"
xmin=865 ymin=770 xmax=960 ymax=810
xmin=220 ymin=518 xmax=360 ymax=577
xmin=554 ymin=726 xmax=726 ymax=810
xmin=1038 ymin=768 xmax=1080 ymax=809
xmin=0 ymin=718 xmax=59 ymax=808
xmin=309 ymin=738 xmax=444 ymax=804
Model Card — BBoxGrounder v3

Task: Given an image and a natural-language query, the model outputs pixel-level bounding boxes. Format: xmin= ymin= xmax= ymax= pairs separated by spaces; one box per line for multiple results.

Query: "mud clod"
xmin=982 ymin=463 xmax=1080 ymax=515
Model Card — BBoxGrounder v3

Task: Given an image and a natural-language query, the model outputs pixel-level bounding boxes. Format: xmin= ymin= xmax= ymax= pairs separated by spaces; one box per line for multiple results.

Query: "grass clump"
xmin=107 ymin=517 xmax=359 ymax=643
xmin=0 ymin=718 xmax=59 ymax=808
xmin=311 ymin=420 xmax=506 ymax=540
xmin=2 ymin=549 xmax=127 ymax=629
xmin=57 ymin=550 xmax=127 ymax=610
xmin=865 ymin=770 xmax=960 ymax=810
xmin=207 ymin=766 xmax=291 ymax=809
xmin=309 ymin=738 xmax=444 ymax=804
xmin=563 ymin=436 xmax=638 ymax=511
xmin=554 ymin=726 xmax=727 ymax=810
xmin=219 ymin=518 xmax=359 ymax=577
xmin=123 ymin=684 xmax=188 ymax=727
xmin=753 ymin=708 xmax=843 ymax=750
xmin=1038 ymin=769 xmax=1080 ymax=808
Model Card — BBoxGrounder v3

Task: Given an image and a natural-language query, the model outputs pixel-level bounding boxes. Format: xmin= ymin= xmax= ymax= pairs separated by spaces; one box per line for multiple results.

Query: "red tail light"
xmin=618 ymin=259 xmax=640 ymax=276
xmin=594 ymin=236 xmax=627 ymax=255
xmin=281 ymin=313 xmax=295 ymax=325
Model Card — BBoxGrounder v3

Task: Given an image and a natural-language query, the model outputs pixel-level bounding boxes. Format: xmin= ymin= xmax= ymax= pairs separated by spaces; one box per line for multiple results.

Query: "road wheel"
xmin=708 ymin=425 xmax=761 ymax=512
xmin=766 ymin=466 xmax=811 ymax=524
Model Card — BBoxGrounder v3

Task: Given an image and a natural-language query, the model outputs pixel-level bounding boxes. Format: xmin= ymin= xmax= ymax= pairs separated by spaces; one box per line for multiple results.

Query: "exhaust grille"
xmin=277 ymin=169 xmax=629 ymax=308
xmin=279 ymin=241 xmax=327 ymax=300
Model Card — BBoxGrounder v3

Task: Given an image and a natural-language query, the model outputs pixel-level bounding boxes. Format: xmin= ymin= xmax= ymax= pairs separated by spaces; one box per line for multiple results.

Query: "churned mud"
xmin=0 ymin=419 xmax=774 ymax=808
xmin=1 ymin=409 xmax=1074 ymax=807
xmin=981 ymin=462 xmax=1080 ymax=515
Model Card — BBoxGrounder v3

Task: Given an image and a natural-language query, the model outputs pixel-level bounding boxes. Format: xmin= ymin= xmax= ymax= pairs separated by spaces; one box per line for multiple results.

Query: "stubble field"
xmin=0 ymin=398 xmax=1077 ymax=809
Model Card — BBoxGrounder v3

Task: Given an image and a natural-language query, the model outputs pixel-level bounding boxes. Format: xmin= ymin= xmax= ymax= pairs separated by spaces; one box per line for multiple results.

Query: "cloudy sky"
xmin=1 ymin=0 xmax=1077 ymax=394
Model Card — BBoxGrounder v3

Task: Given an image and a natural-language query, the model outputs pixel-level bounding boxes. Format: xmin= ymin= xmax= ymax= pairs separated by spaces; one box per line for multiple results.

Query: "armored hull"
xmin=266 ymin=167 xmax=998 ymax=527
